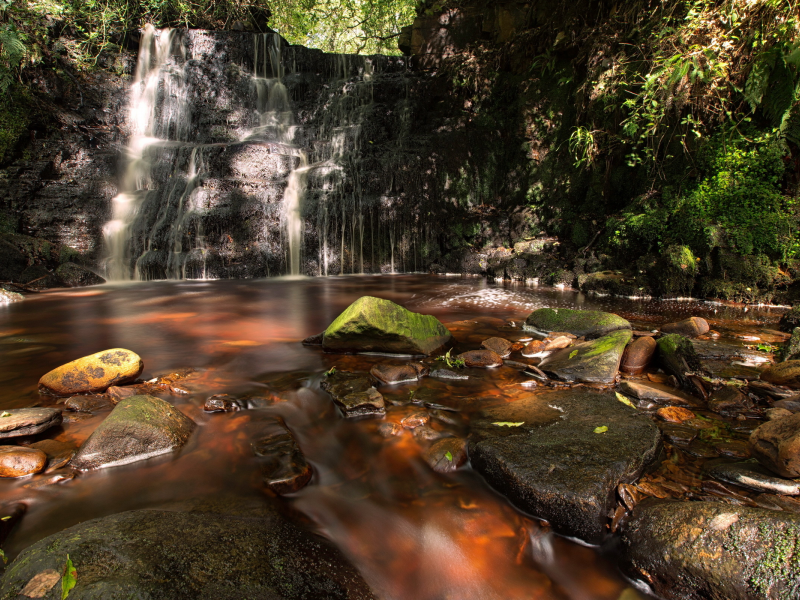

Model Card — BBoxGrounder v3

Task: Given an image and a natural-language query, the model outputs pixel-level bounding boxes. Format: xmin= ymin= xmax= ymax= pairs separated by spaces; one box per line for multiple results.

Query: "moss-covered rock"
xmin=0 ymin=497 xmax=377 ymax=600
xmin=322 ymin=296 xmax=451 ymax=355
xmin=55 ymin=262 xmax=106 ymax=287
xmin=656 ymin=334 xmax=705 ymax=389
xmin=538 ymin=329 xmax=632 ymax=383
xmin=619 ymin=500 xmax=800 ymax=600
xmin=525 ymin=307 xmax=630 ymax=339
xmin=70 ymin=395 xmax=196 ymax=470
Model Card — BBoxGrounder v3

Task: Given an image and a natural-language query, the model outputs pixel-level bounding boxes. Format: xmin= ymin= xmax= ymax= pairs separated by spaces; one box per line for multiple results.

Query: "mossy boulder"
xmin=538 ymin=329 xmax=632 ymax=383
xmin=656 ymin=334 xmax=705 ymax=389
xmin=0 ymin=497 xmax=377 ymax=600
xmin=55 ymin=262 xmax=106 ymax=287
xmin=39 ymin=348 xmax=144 ymax=396
xmin=70 ymin=395 xmax=196 ymax=470
xmin=619 ymin=500 xmax=800 ymax=600
xmin=322 ymin=296 xmax=451 ymax=355
xmin=524 ymin=307 xmax=630 ymax=339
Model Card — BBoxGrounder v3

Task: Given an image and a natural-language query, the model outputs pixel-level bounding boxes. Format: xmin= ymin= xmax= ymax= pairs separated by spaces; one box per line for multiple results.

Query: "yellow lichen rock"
xmin=39 ymin=349 xmax=144 ymax=396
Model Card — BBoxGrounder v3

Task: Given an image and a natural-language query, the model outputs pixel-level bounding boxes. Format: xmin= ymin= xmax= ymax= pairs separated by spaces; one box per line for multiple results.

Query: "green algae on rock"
xmin=656 ymin=334 xmax=705 ymax=389
xmin=70 ymin=395 xmax=196 ymax=470
xmin=524 ymin=308 xmax=630 ymax=339
xmin=619 ymin=500 xmax=800 ymax=600
xmin=538 ymin=329 xmax=632 ymax=383
xmin=322 ymin=296 xmax=452 ymax=355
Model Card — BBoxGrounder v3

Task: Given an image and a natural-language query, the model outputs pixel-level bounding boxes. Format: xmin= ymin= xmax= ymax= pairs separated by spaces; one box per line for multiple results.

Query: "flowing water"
xmin=0 ymin=275 xmax=786 ymax=599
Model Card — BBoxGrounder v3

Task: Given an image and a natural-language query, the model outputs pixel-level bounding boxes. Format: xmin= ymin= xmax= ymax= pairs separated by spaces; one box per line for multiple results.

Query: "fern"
xmin=763 ymin=54 xmax=796 ymax=126
xmin=0 ymin=23 xmax=25 ymax=67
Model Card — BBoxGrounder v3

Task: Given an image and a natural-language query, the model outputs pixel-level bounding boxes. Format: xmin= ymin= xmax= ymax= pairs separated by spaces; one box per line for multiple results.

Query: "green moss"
xmin=580 ymin=330 xmax=632 ymax=358
xmin=525 ymin=308 xmax=630 ymax=337
xmin=749 ymin=523 xmax=800 ymax=599
xmin=0 ymin=86 xmax=31 ymax=165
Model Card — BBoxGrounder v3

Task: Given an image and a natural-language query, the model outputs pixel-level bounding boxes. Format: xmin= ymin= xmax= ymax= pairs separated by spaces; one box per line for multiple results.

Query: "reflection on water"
xmin=0 ymin=275 xmax=783 ymax=599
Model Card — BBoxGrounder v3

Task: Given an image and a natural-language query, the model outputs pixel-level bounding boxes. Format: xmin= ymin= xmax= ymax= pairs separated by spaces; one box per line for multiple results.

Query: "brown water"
xmin=0 ymin=275 xmax=785 ymax=599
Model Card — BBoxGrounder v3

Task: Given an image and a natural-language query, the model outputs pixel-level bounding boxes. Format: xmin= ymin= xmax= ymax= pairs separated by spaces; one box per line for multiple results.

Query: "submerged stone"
xmin=369 ymin=362 xmax=426 ymax=384
xmin=538 ymin=329 xmax=632 ymax=384
xmin=525 ymin=308 xmax=630 ymax=339
xmin=423 ymin=437 xmax=467 ymax=473
xmin=28 ymin=439 xmax=75 ymax=472
xmin=706 ymin=460 xmax=800 ymax=495
xmin=39 ymin=348 xmax=144 ymax=396
xmin=321 ymin=296 xmax=451 ymax=355
xmin=70 ymin=395 xmax=196 ymax=470
xmin=0 ymin=498 xmax=377 ymax=600
xmin=749 ymin=412 xmax=800 ymax=477
xmin=0 ymin=408 xmax=62 ymax=439
xmin=619 ymin=500 xmax=800 ymax=600
xmin=469 ymin=389 xmax=661 ymax=543
xmin=457 ymin=349 xmax=503 ymax=368
xmin=321 ymin=370 xmax=386 ymax=418
xmin=253 ymin=417 xmax=312 ymax=495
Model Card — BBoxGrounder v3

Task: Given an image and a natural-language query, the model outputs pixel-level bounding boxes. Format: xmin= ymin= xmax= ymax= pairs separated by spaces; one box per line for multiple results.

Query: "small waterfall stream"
xmin=104 ymin=28 xmax=417 ymax=281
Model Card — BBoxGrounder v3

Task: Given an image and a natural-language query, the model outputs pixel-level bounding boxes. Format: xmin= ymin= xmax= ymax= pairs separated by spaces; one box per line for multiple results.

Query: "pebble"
xmin=655 ymin=407 xmax=695 ymax=423
xmin=253 ymin=418 xmax=312 ymax=495
xmin=521 ymin=340 xmax=546 ymax=357
xmin=708 ymin=386 xmax=750 ymax=417
xmin=204 ymin=394 xmax=240 ymax=412
xmin=543 ymin=336 xmax=573 ymax=351
xmin=660 ymin=317 xmax=710 ymax=338
xmin=337 ymin=388 xmax=386 ymax=418
xmin=659 ymin=424 xmax=698 ymax=446
xmin=0 ymin=446 xmax=47 ymax=477
xmin=706 ymin=460 xmax=800 ymax=495
xmin=749 ymin=413 xmax=800 ymax=477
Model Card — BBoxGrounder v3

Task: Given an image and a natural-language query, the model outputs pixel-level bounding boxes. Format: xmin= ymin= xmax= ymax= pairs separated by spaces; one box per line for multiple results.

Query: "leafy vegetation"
xmin=436 ymin=349 xmax=465 ymax=368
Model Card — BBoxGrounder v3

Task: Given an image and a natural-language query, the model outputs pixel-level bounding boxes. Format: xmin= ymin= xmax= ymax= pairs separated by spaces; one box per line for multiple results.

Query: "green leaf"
xmin=61 ymin=555 xmax=76 ymax=599
xmin=569 ymin=350 xmax=578 ymax=359
xmin=444 ymin=451 xmax=453 ymax=462
xmin=594 ymin=425 xmax=608 ymax=434
xmin=615 ymin=392 xmax=635 ymax=408
xmin=0 ymin=412 xmax=10 ymax=418
xmin=324 ymin=367 xmax=336 ymax=377
xmin=0 ymin=549 xmax=5 ymax=564
xmin=492 ymin=422 xmax=524 ymax=427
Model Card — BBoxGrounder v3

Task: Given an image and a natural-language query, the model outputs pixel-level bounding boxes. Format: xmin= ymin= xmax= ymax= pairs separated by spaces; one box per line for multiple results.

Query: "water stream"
xmin=0 ymin=275 xmax=786 ymax=599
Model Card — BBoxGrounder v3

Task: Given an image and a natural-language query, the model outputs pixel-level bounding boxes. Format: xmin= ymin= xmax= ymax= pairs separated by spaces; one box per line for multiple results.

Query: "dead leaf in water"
xmin=21 ymin=569 xmax=60 ymax=598
xmin=492 ymin=422 xmax=524 ymax=427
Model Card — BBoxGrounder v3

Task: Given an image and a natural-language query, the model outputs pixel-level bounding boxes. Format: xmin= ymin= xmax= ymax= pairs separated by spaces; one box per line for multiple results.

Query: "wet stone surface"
xmin=253 ymin=417 xmax=312 ymax=495
xmin=0 ymin=408 xmax=62 ymax=439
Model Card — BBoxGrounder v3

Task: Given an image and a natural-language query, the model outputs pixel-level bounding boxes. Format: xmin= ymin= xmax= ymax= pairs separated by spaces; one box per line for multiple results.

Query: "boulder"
xmin=321 ymin=296 xmax=451 ymax=355
xmin=538 ymin=329 xmax=632 ymax=384
xmin=369 ymin=363 xmax=426 ymax=384
xmin=0 ymin=447 xmax=47 ymax=478
xmin=54 ymin=262 xmax=106 ymax=287
xmin=0 ymin=498 xmax=377 ymax=600
xmin=39 ymin=348 xmax=144 ymax=396
xmin=70 ymin=395 xmax=196 ymax=470
xmin=457 ymin=349 xmax=503 ymax=368
xmin=469 ymin=389 xmax=662 ymax=543
xmin=620 ymin=336 xmax=657 ymax=374
xmin=660 ymin=317 xmax=710 ymax=338
xmin=656 ymin=334 xmax=705 ymax=389
xmin=18 ymin=265 xmax=60 ymax=290
xmin=761 ymin=361 xmax=800 ymax=388
xmin=253 ymin=418 xmax=312 ymax=495
xmin=0 ymin=408 xmax=62 ymax=439
xmin=480 ymin=337 xmax=514 ymax=357
xmin=619 ymin=500 xmax=800 ymax=600
xmin=525 ymin=308 xmax=630 ymax=339
xmin=749 ymin=413 xmax=800 ymax=477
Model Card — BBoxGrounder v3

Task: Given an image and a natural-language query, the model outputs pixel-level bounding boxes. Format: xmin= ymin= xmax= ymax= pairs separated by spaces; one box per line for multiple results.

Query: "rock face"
xmin=0 ymin=498 xmax=377 ymax=600
xmin=0 ymin=447 xmax=47 ymax=477
xmin=538 ymin=329 xmax=632 ymax=384
xmin=660 ymin=317 xmax=710 ymax=338
xmin=469 ymin=389 xmax=662 ymax=543
xmin=54 ymin=262 xmax=106 ymax=287
xmin=525 ymin=308 xmax=631 ymax=339
xmin=0 ymin=408 xmax=62 ymax=439
xmin=749 ymin=413 xmax=800 ymax=477
xmin=70 ymin=395 xmax=196 ymax=470
xmin=619 ymin=500 xmax=800 ymax=600
xmin=761 ymin=361 xmax=800 ymax=388
xmin=620 ymin=336 xmax=657 ymax=374
xmin=39 ymin=348 xmax=144 ymax=396
xmin=322 ymin=296 xmax=452 ymax=355
xmin=656 ymin=334 xmax=705 ymax=388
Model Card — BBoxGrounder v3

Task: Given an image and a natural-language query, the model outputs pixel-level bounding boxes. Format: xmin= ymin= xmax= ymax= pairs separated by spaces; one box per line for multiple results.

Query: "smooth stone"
xmin=0 ymin=498 xmax=377 ymax=600
xmin=655 ymin=407 xmax=695 ymax=423
xmin=749 ymin=413 xmax=800 ymax=477
xmin=54 ymin=262 xmax=105 ymax=287
xmin=621 ymin=336 xmax=657 ymax=374
xmin=656 ymin=334 xmax=705 ymax=389
xmin=412 ymin=425 xmax=444 ymax=441
xmin=773 ymin=398 xmax=800 ymax=413
xmin=538 ymin=329 xmax=632 ymax=384
xmin=714 ymin=440 xmax=751 ymax=459
xmin=658 ymin=423 xmax=698 ymax=445
xmin=766 ymin=407 xmax=794 ymax=420
xmin=423 ymin=437 xmax=467 ymax=473
xmin=470 ymin=389 xmax=662 ymax=543
xmin=252 ymin=418 xmax=311 ymax=495
xmin=618 ymin=381 xmax=700 ymax=407
xmin=0 ymin=446 xmax=47 ymax=477
xmin=338 ymin=388 xmax=385 ymax=418
xmin=321 ymin=296 xmax=452 ymax=355
xmin=0 ymin=408 xmax=62 ymax=439
xmin=401 ymin=412 xmax=429 ymax=429
xmin=370 ymin=362 xmax=426 ymax=384
xmin=525 ymin=308 xmax=631 ymax=339
xmin=28 ymin=439 xmax=76 ymax=472
xmin=203 ymin=394 xmax=240 ymax=412
xmin=480 ymin=337 xmax=514 ymax=357
xmin=708 ymin=386 xmax=750 ymax=417
xmin=761 ymin=360 xmax=800 ymax=388
xmin=457 ymin=349 xmax=502 ymax=368
xmin=660 ymin=317 xmax=710 ymax=338
xmin=619 ymin=500 xmax=800 ymax=600
xmin=70 ymin=395 xmax=196 ymax=471
xmin=521 ymin=340 xmax=546 ymax=356
xmin=64 ymin=394 xmax=112 ymax=412
xmin=706 ymin=460 xmax=800 ymax=495
xmin=39 ymin=348 xmax=144 ymax=396
xmin=543 ymin=336 xmax=573 ymax=351
xmin=428 ymin=368 xmax=469 ymax=380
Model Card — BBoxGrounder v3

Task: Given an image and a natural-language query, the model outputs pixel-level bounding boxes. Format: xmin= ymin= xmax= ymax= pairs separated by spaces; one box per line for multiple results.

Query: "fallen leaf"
xmin=492 ymin=422 xmax=525 ymax=427
xmin=615 ymin=392 xmax=635 ymax=408
xmin=61 ymin=555 xmax=76 ymax=599
xmin=594 ymin=425 xmax=608 ymax=434
xmin=445 ymin=451 xmax=453 ymax=462
xmin=21 ymin=570 xmax=60 ymax=598
xmin=569 ymin=350 xmax=578 ymax=359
